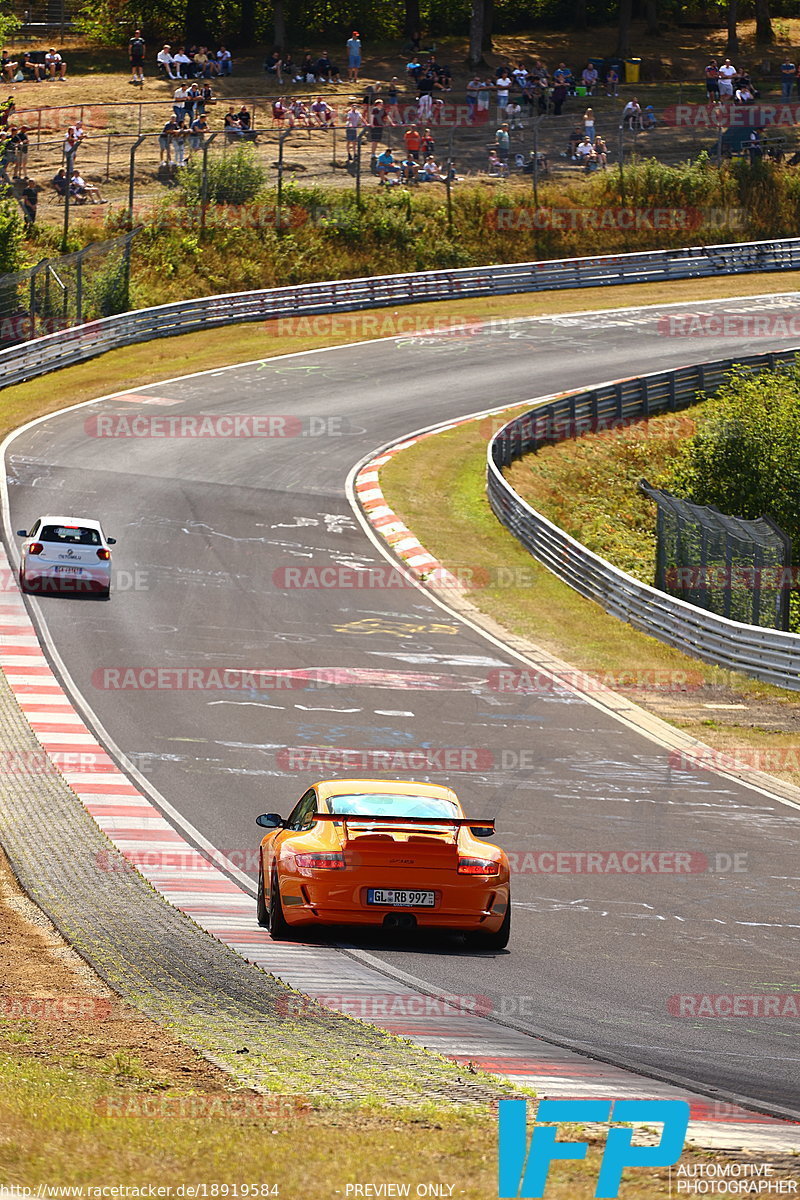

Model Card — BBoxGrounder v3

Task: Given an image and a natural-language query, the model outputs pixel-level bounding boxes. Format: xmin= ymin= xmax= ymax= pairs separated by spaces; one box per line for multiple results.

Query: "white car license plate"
xmin=367 ymin=888 xmax=435 ymax=907
xmin=54 ymin=566 xmax=84 ymax=575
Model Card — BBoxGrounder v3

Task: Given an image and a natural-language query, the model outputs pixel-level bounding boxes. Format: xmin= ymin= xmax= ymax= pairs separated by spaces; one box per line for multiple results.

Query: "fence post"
xmin=105 ymin=133 xmax=111 ymax=181
xmin=355 ymin=126 xmax=369 ymax=209
xmin=76 ymin=252 xmax=83 ymax=325
xmin=128 ymin=134 xmax=147 ymax=229
xmin=60 ymin=147 xmax=75 ymax=253
xmin=200 ymin=131 xmax=219 ymax=234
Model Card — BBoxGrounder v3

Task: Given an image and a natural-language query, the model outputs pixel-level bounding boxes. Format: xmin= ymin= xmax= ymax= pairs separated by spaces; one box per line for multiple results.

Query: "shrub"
xmin=179 ymin=146 xmax=267 ymax=207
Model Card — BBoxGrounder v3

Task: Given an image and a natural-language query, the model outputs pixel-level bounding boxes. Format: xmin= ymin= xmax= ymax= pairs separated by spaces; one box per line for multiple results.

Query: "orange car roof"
xmin=315 ymin=778 xmax=459 ymax=805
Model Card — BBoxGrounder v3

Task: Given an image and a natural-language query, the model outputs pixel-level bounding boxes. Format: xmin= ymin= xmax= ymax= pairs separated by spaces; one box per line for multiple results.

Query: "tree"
xmin=616 ymin=0 xmax=633 ymax=58
xmin=481 ymin=0 xmax=494 ymax=52
xmin=645 ymin=0 xmax=659 ymax=36
xmin=404 ymin=0 xmax=420 ymax=41
xmin=755 ymin=0 xmax=773 ymax=44
xmin=573 ymin=0 xmax=587 ymax=30
xmin=240 ymin=0 xmax=256 ymax=44
xmin=468 ymin=0 xmax=485 ymax=67
xmin=273 ymin=0 xmax=286 ymax=51
xmin=668 ymin=364 xmax=800 ymax=551
xmin=726 ymin=0 xmax=739 ymax=56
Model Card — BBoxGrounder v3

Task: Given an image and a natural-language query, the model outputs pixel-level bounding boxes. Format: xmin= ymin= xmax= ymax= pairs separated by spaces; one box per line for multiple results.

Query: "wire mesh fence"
xmin=640 ymin=479 xmax=792 ymax=631
xmin=0 ymin=227 xmax=137 ymax=345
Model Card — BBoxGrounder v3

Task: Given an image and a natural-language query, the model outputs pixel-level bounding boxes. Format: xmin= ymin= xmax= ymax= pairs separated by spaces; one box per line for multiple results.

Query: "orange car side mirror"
xmin=256 ymin=813 xmax=283 ymax=828
xmin=470 ymin=826 xmax=495 ymax=838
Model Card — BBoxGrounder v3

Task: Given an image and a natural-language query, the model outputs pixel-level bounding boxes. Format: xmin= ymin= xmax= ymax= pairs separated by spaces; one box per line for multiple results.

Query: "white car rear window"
xmin=41 ymin=526 xmax=101 ymax=546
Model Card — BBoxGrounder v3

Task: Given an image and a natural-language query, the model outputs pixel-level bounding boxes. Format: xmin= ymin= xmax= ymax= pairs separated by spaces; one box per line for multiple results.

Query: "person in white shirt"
xmin=45 ymin=48 xmax=66 ymax=80
xmin=575 ymin=136 xmax=597 ymax=168
xmin=718 ymin=59 xmax=736 ymax=96
xmin=63 ymin=120 xmax=85 ymax=158
xmin=505 ymin=100 xmax=523 ymax=129
xmin=217 ymin=46 xmax=232 ymax=76
xmin=172 ymin=48 xmax=190 ymax=79
xmin=344 ymin=102 xmax=363 ymax=159
xmin=495 ymin=71 xmax=512 ymax=115
xmin=157 ymin=46 xmax=176 ymax=79
xmin=622 ymin=97 xmax=641 ymax=129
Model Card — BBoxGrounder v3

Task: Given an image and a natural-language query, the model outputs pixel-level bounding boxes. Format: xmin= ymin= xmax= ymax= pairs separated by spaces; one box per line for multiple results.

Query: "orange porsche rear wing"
xmin=313 ymin=814 xmax=494 ymax=830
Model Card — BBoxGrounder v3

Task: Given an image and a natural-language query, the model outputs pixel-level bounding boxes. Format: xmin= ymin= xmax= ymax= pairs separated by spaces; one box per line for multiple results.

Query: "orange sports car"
xmin=256 ymin=779 xmax=510 ymax=948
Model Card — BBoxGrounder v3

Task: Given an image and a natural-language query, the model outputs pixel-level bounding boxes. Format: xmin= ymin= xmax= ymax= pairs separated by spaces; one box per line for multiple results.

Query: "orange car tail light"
xmin=294 ymin=852 xmax=346 ymax=870
xmin=458 ymin=857 xmax=500 ymax=875
xmin=96 ymin=548 xmax=111 ymax=561
xmin=28 ymin=542 xmax=43 ymax=555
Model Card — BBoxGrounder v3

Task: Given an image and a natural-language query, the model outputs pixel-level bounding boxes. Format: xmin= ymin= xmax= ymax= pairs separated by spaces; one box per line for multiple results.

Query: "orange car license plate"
xmin=367 ymin=889 xmax=435 ymax=907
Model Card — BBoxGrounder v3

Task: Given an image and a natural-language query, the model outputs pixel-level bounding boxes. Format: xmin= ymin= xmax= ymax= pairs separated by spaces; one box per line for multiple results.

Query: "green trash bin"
xmin=625 ymin=57 xmax=641 ymax=83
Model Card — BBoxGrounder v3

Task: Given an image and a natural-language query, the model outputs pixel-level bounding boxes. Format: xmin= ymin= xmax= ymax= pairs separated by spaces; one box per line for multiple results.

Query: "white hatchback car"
xmin=16 ymin=516 xmax=117 ymax=598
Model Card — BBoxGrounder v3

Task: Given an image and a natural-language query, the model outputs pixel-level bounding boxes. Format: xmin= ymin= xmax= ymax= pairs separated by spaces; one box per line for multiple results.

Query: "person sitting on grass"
xmin=622 ymin=97 xmax=642 ymax=129
xmin=70 ymin=170 xmax=107 ymax=203
xmin=487 ymin=147 xmax=507 ymax=175
xmin=17 ymin=52 xmax=42 ymax=82
xmin=265 ymin=51 xmax=283 ymax=83
xmin=236 ymin=104 xmax=256 ymax=140
xmin=419 ymin=154 xmax=443 ymax=181
xmin=157 ymin=46 xmax=175 ymax=79
xmin=400 ymin=155 xmax=418 ymax=183
xmin=217 ymin=46 xmax=232 ymax=75
xmin=593 ymin=134 xmax=608 ymax=168
xmin=223 ymin=106 xmax=242 ymax=140
xmin=1 ymin=50 xmax=17 ymax=83
xmin=288 ymin=98 xmax=309 ymax=128
xmin=172 ymin=47 xmax=190 ymax=79
xmin=315 ymin=51 xmax=340 ymax=84
xmin=375 ymin=146 xmax=400 ymax=183
xmin=309 ymin=96 xmax=334 ymax=128
xmin=51 ymin=167 xmax=67 ymax=196
xmin=45 ymin=47 xmax=66 ymax=80
xmin=575 ymin=135 xmax=598 ymax=170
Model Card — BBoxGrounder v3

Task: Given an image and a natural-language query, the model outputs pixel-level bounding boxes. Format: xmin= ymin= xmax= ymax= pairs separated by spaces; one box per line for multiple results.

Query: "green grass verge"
xmin=0 ymin=1050 xmax=746 ymax=1198
xmin=378 ymin=391 xmax=800 ymax=788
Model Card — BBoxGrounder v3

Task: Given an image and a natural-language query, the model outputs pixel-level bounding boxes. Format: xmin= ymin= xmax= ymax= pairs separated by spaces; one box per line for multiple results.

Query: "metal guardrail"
xmin=487 ymin=348 xmax=800 ymax=691
xmin=3 ymin=235 xmax=800 ymax=391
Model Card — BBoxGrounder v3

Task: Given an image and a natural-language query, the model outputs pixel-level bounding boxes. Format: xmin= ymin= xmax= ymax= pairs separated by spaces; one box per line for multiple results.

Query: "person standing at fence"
xmin=172 ymin=120 xmax=187 ymax=167
xmin=494 ymin=69 xmax=512 ymax=118
xmin=779 ymin=56 xmax=796 ymax=99
xmin=369 ymin=98 xmax=392 ymax=157
xmin=159 ymin=115 xmax=179 ymax=164
xmin=718 ymin=58 xmax=736 ymax=97
xmin=583 ymin=106 xmax=595 ymax=142
xmin=344 ymin=102 xmax=363 ymax=160
xmin=173 ymin=82 xmax=191 ymax=123
xmin=129 ymin=29 xmax=146 ymax=85
xmin=189 ymin=112 xmax=208 ymax=151
xmin=346 ymin=31 xmax=361 ymax=83
xmin=12 ymin=124 xmax=28 ymax=178
xmin=704 ymin=59 xmax=720 ymax=100
xmin=64 ymin=120 xmax=85 ymax=161
xmin=21 ymin=178 xmax=38 ymax=229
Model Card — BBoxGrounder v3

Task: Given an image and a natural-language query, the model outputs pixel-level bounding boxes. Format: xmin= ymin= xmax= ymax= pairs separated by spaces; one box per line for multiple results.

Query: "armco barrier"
xmin=487 ymin=349 xmax=800 ymax=691
xmin=2 ymin=236 xmax=800 ymax=389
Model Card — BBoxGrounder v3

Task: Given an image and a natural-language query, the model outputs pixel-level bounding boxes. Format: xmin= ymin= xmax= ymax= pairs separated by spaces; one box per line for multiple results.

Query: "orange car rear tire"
xmin=268 ymin=867 xmax=295 ymax=940
xmin=256 ymin=861 xmax=269 ymax=926
xmin=469 ymin=902 xmax=511 ymax=951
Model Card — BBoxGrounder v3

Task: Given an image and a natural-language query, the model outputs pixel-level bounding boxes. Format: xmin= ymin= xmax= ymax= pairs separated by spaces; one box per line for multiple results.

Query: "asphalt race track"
xmin=4 ymin=296 xmax=800 ymax=1117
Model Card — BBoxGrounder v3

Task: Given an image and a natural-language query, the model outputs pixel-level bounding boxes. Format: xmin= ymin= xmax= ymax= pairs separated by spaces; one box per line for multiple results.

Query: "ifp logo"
xmin=498 ymin=1098 xmax=690 ymax=1197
